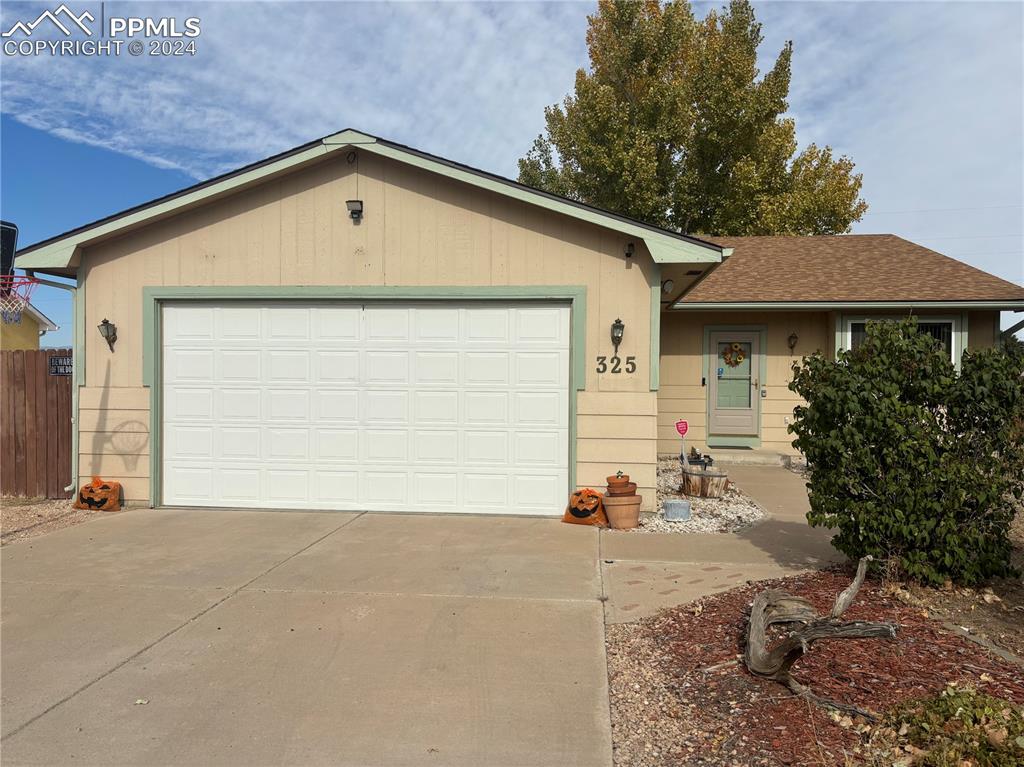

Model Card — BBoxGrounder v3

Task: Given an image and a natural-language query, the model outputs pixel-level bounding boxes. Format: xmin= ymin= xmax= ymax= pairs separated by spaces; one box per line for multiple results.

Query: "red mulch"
xmin=640 ymin=568 xmax=1024 ymax=766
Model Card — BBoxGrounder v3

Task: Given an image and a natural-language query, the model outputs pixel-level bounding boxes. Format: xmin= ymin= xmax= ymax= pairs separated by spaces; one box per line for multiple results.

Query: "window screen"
xmin=849 ymin=320 xmax=954 ymax=358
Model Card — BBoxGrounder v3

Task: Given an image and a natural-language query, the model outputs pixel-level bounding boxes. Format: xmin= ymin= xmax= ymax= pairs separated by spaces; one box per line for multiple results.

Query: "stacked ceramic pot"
xmin=603 ymin=473 xmax=642 ymax=529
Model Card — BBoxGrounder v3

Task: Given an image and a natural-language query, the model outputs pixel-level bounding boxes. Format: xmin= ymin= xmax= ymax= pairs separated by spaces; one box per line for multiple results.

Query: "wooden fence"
xmin=1 ymin=348 xmax=73 ymax=498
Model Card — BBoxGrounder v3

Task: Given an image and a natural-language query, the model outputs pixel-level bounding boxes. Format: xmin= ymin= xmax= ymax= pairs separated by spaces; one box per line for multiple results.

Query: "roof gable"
xmin=16 ymin=129 xmax=724 ymax=271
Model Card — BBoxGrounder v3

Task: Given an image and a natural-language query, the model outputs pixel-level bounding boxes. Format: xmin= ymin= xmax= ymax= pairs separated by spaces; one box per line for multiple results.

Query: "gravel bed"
xmin=611 ymin=457 xmax=765 ymax=534
xmin=1 ymin=497 xmax=92 ymax=545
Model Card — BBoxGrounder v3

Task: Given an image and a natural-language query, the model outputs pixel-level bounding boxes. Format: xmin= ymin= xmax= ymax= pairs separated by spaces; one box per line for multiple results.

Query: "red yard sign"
xmin=675 ymin=420 xmax=689 ymax=437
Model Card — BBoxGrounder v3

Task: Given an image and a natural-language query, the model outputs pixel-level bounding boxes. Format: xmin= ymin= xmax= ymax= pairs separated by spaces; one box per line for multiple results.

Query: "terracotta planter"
xmin=605 ymin=481 xmax=638 ymax=497
xmin=603 ymin=494 xmax=642 ymax=529
xmin=606 ymin=474 xmax=631 ymax=490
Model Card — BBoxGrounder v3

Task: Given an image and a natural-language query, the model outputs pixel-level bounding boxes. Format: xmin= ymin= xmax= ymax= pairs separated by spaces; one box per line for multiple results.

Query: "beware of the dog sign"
xmin=675 ymin=420 xmax=688 ymax=437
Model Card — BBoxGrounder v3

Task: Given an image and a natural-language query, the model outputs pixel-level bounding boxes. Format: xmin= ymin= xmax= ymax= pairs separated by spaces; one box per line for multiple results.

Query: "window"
xmin=844 ymin=316 xmax=960 ymax=364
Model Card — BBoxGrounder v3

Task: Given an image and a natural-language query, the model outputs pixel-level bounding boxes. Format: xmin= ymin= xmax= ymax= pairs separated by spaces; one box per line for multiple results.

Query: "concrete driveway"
xmin=2 ymin=511 xmax=609 ymax=766
xmin=1 ymin=466 xmax=837 ymax=766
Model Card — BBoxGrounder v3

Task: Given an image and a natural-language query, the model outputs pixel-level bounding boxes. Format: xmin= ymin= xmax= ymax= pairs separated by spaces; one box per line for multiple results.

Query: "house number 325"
xmin=595 ymin=356 xmax=636 ymax=374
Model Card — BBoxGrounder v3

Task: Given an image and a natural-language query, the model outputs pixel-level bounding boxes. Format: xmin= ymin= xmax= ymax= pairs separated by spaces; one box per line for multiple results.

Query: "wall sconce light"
xmin=346 ymin=199 xmax=363 ymax=222
xmin=98 ymin=318 xmax=117 ymax=352
xmin=624 ymin=242 xmax=634 ymax=261
xmin=787 ymin=331 xmax=799 ymax=352
xmin=611 ymin=318 xmax=625 ymax=353
xmin=661 ymin=279 xmax=675 ymax=294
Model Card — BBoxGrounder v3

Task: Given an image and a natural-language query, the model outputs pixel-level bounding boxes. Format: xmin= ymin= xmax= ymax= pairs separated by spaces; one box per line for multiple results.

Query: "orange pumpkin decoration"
xmin=73 ymin=476 xmax=122 ymax=512
xmin=563 ymin=488 xmax=608 ymax=527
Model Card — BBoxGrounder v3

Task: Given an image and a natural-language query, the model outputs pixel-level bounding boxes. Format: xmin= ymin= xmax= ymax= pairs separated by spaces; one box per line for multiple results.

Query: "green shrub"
xmin=789 ymin=318 xmax=1024 ymax=585
xmin=868 ymin=685 xmax=1024 ymax=767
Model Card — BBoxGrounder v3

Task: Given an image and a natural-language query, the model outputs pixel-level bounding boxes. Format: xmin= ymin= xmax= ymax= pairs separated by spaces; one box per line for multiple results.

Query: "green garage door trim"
xmin=142 ymin=285 xmax=587 ymax=508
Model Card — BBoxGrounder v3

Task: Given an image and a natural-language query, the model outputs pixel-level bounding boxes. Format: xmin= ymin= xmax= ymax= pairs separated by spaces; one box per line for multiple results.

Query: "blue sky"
xmin=2 ymin=0 xmax=1022 ymax=347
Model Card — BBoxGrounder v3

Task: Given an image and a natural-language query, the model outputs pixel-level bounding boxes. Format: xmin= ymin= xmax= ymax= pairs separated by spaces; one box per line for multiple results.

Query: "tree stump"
xmin=743 ymin=556 xmax=897 ymax=719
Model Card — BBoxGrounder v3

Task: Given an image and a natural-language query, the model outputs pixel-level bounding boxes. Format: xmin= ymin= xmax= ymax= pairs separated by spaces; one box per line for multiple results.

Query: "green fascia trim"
xmin=650 ymin=271 xmax=661 ymax=391
xmin=702 ymin=324 xmax=767 ymax=448
xmin=707 ymin=435 xmax=761 ymax=449
xmin=16 ymin=145 xmax=334 ymax=270
xmin=143 ymin=285 xmax=587 ymax=507
xmin=673 ymin=300 xmax=1024 ymax=311
xmin=354 ymin=141 xmax=720 ymax=265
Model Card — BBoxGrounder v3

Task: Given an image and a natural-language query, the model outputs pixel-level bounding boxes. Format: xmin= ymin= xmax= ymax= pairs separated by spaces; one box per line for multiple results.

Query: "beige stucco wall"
xmin=77 ymin=151 xmax=662 ymax=507
xmin=0 ymin=316 xmax=43 ymax=350
xmin=657 ymin=308 xmax=1004 ymax=455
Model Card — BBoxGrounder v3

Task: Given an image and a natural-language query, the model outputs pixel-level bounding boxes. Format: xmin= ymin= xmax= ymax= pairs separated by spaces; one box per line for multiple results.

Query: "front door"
xmin=708 ymin=331 xmax=760 ymax=437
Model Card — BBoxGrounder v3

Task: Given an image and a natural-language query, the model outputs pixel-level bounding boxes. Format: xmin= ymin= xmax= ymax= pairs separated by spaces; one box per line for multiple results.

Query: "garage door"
xmin=161 ymin=302 xmax=570 ymax=514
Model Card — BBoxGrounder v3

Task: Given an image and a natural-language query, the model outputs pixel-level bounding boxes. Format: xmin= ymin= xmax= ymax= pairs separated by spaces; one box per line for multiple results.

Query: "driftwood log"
xmin=744 ymin=556 xmax=898 ymax=720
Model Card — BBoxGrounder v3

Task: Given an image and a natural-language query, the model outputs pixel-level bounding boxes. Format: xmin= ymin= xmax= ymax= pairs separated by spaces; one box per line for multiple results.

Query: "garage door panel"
xmin=267 ymin=307 xmax=311 ymax=340
xmin=515 ymin=307 xmax=567 ymax=345
xmin=266 ymin=389 xmax=310 ymax=421
xmin=219 ymin=427 xmax=260 ymax=460
xmin=265 ymin=428 xmax=310 ymax=460
xmin=315 ymin=390 xmax=359 ymax=422
xmin=464 ymin=391 xmax=509 ymax=425
xmin=316 ymin=429 xmax=359 ymax=462
xmin=267 ymin=350 xmax=309 ymax=382
xmin=220 ymin=389 xmax=261 ymax=420
xmin=219 ymin=350 xmax=259 ymax=382
xmin=165 ymin=387 xmax=213 ymax=420
xmin=218 ymin=306 xmax=261 ymax=339
xmin=414 ymin=308 xmax=460 ymax=342
xmin=463 ymin=431 xmax=509 ymax=465
xmin=414 ymin=391 xmax=458 ymax=424
xmin=316 ymin=351 xmax=360 ymax=383
xmin=413 ymin=430 xmax=459 ymax=464
xmin=465 ymin=308 xmax=510 ymax=342
xmin=413 ymin=352 xmax=459 ymax=385
xmin=163 ymin=303 xmax=569 ymax=514
xmin=316 ymin=306 xmax=361 ymax=340
xmin=166 ymin=425 xmax=213 ymax=459
xmin=365 ymin=351 xmax=409 ymax=383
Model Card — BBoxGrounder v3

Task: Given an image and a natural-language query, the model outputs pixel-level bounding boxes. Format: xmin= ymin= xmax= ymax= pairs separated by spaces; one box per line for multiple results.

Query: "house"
xmin=15 ymin=129 xmax=1024 ymax=514
xmin=0 ymin=301 xmax=58 ymax=350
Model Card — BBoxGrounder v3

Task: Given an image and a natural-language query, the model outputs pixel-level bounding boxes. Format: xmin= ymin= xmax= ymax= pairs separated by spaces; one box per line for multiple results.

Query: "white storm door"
xmin=161 ymin=302 xmax=570 ymax=515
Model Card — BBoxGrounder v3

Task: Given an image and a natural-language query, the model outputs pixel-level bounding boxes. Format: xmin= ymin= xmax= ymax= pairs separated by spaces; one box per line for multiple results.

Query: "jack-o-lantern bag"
xmin=563 ymin=488 xmax=608 ymax=527
xmin=74 ymin=476 xmax=122 ymax=512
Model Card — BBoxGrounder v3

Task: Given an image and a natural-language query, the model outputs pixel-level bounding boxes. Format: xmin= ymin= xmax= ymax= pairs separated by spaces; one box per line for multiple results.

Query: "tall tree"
xmin=518 ymin=0 xmax=867 ymax=235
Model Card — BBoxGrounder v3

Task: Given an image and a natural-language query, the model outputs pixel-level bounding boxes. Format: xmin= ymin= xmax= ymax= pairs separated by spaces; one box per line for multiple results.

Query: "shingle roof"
xmin=677 ymin=234 xmax=1024 ymax=305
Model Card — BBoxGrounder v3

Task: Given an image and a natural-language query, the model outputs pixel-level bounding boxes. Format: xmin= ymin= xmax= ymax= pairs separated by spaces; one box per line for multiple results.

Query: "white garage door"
xmin=161 ymin=302 xmax=570 ymax=514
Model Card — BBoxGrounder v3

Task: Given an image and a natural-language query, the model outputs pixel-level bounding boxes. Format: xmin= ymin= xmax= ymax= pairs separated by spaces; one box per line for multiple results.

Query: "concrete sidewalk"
xmin=599 ymin=465 xmax=840 ymax=622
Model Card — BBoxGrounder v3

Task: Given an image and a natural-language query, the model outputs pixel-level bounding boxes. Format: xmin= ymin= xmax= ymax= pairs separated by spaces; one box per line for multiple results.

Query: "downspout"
xmin=27 ymin=270 xmax=79 ymax=493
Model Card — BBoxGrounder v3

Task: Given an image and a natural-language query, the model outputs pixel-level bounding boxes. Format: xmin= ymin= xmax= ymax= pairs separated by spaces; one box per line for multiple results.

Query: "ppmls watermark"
xmin=2 ymin=3 xmax=200 ymax=57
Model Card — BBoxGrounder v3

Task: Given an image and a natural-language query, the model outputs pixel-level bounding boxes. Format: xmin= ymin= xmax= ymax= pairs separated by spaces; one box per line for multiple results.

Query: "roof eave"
xmin=671 ymin=300 xmax=1024 ymax=311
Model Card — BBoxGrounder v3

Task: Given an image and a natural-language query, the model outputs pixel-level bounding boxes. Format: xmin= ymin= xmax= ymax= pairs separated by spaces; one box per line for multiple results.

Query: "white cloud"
xmin=4 ymin=0 xmax=1022 ymax=332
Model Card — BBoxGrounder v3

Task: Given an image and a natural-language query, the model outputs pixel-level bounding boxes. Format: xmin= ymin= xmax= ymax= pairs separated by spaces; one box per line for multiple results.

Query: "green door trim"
xmin=143 ymin=285 xmax=587 ymax=508
xmin=702 ymin=324 xmax=767 ymax=448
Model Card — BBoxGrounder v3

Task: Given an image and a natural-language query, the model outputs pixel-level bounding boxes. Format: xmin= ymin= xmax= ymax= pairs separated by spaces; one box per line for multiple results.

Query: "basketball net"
xmin=0 ymin=275 xmax=40 ymax=324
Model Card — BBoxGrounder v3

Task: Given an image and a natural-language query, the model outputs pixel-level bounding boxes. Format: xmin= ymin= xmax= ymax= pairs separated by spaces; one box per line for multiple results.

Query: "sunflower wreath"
xmin=721 ymin=342 xmax=747 ymax=368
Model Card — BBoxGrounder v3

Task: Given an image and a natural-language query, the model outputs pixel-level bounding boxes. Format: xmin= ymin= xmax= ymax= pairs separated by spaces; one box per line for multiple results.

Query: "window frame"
xmin=841 ymin=314 xmax=963 ymax=365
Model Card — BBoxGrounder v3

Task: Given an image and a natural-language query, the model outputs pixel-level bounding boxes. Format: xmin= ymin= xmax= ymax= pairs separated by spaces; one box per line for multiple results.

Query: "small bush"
xmin=789 ymin=319 xmax=1024 ymax=585
xmin=867 ymin=685 xmax=1024 ymax=767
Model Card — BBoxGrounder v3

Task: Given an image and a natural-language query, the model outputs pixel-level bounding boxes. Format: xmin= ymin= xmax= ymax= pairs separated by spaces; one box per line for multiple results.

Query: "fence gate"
xmin=1 ymin=348 xmax=73 ymax=499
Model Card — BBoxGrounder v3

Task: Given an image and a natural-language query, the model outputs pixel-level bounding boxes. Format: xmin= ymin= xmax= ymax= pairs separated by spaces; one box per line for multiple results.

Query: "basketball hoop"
xmin=0 ymin=275 xmax=40 ymax=324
